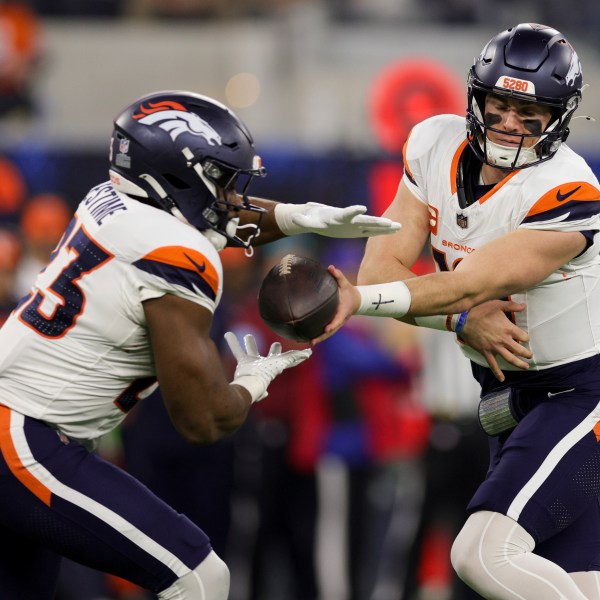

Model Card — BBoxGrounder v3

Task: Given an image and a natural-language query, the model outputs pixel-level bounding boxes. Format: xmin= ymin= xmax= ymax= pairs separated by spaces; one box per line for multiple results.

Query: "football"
xmin=258 ymin=254 xmax=339 ymax=342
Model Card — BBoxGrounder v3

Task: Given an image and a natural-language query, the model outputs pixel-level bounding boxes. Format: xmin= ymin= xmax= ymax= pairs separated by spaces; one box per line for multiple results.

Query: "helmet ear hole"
xmin=162 ymin=173 xmax=190 ymax=190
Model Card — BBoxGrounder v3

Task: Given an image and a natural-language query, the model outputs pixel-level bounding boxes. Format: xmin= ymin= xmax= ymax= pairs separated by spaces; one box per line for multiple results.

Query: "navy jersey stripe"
xmin=523 ymin=199 xmax=600 ymax=226
xmin=133 ymin=258 xmax=217 ymax=301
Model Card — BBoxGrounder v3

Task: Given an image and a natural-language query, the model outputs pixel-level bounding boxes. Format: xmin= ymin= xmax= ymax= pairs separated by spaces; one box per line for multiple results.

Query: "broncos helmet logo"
xmin=133 ymin=100 xmax=222 ymax=145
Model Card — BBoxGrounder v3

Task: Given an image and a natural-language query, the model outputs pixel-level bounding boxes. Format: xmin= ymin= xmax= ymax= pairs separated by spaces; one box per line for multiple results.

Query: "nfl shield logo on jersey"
xmin=456 ymin=213 xmax=468 ymax=229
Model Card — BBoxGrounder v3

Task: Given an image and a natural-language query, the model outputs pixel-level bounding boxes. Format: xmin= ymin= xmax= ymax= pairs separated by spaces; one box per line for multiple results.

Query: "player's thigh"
xmin=535 ymin=497 xmax=600 ymax=573
xmin=0 ymin=409 xmax=213 ymax=594
xmin=467 ymin=390 xmax=600 ymax=550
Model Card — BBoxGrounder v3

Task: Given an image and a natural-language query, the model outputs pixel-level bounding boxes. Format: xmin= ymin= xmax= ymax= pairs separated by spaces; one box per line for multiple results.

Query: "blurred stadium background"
xmin=1 ymin=2 xmax=600 ymax=600
xmin=1 ymin=0 xmax=599 ymax=211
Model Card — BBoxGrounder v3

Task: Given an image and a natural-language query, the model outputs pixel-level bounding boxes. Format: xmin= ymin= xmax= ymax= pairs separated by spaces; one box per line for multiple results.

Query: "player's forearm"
xmin=163 ymin=379 xmax=252 ymax=445
xmin=254 ymin=198 xmax=287 ymax=244
xmin=353 ymin=270 xmax=492 ymax=321
xmin=236 ymin=196 xmax=285 ymax=245
xmin=405 ymin=270 xmax=489 ymax=316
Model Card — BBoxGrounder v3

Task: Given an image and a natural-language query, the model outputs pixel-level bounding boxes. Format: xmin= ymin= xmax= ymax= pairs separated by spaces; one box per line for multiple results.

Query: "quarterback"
xmin=0 ymin=91 xmax=399 ymax=599
xmin=322 ymin=24 xmax=600 ymax=599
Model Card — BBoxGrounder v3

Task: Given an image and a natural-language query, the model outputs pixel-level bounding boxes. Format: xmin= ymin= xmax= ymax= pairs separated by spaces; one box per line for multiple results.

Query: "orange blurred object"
xmin=0 ymin=227 xmax=22 ymax=269
xmin=0 ymin=1 xmax=42 ymax=92
xmin=105 ymin=573 xmax=147 ymax=598
xmin=220 ymin=245 xmax=250 ymax=268
xmin=20 ymin=194 xmax=71 ymax=244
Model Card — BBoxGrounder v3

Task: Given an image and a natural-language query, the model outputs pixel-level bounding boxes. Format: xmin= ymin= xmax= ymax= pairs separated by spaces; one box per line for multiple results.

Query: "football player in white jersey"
xmin=0 ymin=90 xmax=401 ymax=600
xmin=317 ymin=24 xmax=600 ymax=599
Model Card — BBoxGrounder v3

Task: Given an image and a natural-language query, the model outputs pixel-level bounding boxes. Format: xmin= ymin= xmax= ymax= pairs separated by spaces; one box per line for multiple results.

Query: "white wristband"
xmin=355 ymin=281 xmax=411 ymax=317
xmin=231 ymin=375 xmax=268 ymax=404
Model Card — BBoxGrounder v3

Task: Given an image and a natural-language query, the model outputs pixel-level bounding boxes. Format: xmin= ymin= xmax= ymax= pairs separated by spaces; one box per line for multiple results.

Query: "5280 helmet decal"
xmin=133 ymin=100 xmax=223 ymax=145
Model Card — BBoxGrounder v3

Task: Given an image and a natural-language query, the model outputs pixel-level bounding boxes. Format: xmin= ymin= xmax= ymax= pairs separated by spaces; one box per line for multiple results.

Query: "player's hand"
xmin=275 ymin=202 xmax=401 ymax=238
xmin=310 ymin=265 xmax=360 ymax=345
xmin=459 ymin=300 xmax=532 ymax=382
xmin=225 ymin=332 xmax=312 ymax=403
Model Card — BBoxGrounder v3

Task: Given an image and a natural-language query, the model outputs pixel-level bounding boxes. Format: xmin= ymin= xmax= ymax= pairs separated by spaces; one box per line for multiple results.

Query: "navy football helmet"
xmin=466 ymin=23 xmax=583 ymax=169
xmin=109 ymin=90 xmax=266 ymax=248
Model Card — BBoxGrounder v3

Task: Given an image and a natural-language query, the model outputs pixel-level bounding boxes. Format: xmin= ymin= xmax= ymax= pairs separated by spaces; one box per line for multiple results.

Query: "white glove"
xmin=225 ymin=332 xmax=312 ymax=403
xmin=274 ymin=202 xmax=401 ymax=238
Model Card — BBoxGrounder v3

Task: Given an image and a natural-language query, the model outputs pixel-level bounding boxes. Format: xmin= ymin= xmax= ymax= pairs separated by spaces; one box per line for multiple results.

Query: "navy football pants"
xmin=0 ymin=406 xmax=212 ymax=599
xmin=468 ymin=383 xmax=600 ymax=572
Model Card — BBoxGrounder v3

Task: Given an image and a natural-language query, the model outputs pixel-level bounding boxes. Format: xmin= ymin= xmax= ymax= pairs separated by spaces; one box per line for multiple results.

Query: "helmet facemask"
xmin=182 ymin=150 xmax=267 ymax=250
xmin=467 ymin=79 xmax=580 ymax=170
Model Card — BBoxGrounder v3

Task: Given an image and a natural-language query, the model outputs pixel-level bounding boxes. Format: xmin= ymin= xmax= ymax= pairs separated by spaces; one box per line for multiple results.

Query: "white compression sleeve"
xmin=158 ymin=551 xmax=230 ymax=600
xmin=451 ymin=511 xmax=590 ymax=599
xmin=570 ymin=572 xmax=600 ymax=599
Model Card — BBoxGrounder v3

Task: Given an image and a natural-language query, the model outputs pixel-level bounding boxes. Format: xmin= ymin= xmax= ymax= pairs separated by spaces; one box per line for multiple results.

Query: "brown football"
xmin=258 ymin=254 xmax=339 ymax=342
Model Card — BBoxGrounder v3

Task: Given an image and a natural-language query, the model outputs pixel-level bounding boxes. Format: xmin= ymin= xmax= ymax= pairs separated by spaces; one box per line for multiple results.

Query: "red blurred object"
xmin=417 ymin=526 xmax=454 ymax=588
xmin=369 ymin=58 xmax=464 ymax=153
xmin=0 ymin=157 xmax=26 ymax=216
xmin=367 ymin=160 xmax=404 ymax=217
xmin=105 ymin=573 xmax=147 ymax=598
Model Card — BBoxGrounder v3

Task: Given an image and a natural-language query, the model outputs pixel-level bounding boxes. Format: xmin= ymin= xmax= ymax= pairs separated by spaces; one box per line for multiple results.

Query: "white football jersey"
xmin=0 ymin=182 xmax=223 ymax=444
xmin=403 ymin=115 xmax=600 ymax=371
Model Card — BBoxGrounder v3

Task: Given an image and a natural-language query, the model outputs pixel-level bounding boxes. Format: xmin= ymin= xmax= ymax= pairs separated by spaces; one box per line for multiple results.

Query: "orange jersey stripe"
xmin=478 ymin=170 xmax=519 ymax=205
xmin=402 ymin=129 xmax=415 ymax=183
xmin=526 ymin=182 xmax=600 ymax=218
xmin=141 ymin=246 xmax=219 ymax=296
xmin=450 ymin=141 xmax=519 ymax=201
xmin=450 ymin=139 xmax=469 ymax=195
xmin=0 ymin=406 xmax=52 ymax=506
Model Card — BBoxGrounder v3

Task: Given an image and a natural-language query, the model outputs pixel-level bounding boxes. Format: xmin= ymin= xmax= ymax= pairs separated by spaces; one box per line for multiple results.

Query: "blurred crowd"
xmin=0 ymin=0 xmax=595 ymax=43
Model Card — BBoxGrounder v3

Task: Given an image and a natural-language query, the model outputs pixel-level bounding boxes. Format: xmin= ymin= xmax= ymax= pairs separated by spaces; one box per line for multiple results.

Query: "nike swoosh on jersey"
xmin=184 ymin=252 xmax=206 ymax=274
xmin=556 ymin=186 xmax=582 ymax=201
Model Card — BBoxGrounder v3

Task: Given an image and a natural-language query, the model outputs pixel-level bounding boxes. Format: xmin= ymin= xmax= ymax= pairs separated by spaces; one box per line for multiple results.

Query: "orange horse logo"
xmin=133 ymin=100 xmax=222 ymax=145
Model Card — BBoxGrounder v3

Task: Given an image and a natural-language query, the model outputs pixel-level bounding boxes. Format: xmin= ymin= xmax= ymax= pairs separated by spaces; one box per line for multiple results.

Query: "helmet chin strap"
xmin=139 ymin=174 xmax=190 ymax=224
xmin=203 ymin=218 xmax=238 ymax=252
xmin=180 ymin=146 xmax=263 ymax=253
xmin=235 ymin=222 xmax=259 ymax=256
